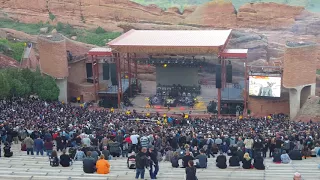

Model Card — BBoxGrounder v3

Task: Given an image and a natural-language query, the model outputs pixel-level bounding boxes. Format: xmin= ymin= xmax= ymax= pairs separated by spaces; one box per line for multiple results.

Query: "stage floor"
xmin=128 ymin=80 xmax=218 ymax=114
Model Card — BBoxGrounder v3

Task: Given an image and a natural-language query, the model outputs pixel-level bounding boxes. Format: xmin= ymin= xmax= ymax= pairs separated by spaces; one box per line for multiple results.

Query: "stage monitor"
xmin=249 ymin=76 xmax=281 ymax=97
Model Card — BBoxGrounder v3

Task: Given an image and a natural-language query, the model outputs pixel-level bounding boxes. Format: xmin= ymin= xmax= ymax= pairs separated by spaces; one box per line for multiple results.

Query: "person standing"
xmin=135 ymin=147 xmax=148 ymax=179
xmin=44 ymin=139 xmax=54 ymax=156
xmin=130 ymin=132 xmax=139 ymax=153
xmin=244 ymin=135 xmax=254 ymax=158
xmin=147 ymin=146 xmax=159 ymax=180
xmin=34 ymin=136 xmax=44 ymax=156
xmin=23 ymin=135 xmax=34 ymax=155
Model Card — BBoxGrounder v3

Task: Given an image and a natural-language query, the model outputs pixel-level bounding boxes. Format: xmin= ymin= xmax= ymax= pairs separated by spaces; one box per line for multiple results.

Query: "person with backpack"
xmin=50 ymin=150 xmax=59 ymax=167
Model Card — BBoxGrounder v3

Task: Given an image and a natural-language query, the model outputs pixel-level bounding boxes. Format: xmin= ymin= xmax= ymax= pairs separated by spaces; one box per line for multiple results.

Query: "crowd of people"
xmin=0 ymin=98 xmax=320 ymax=180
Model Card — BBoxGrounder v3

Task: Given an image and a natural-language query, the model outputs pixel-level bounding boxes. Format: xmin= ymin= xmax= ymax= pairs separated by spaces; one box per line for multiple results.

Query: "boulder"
xmin=39 ymin=27 xmax=48 ymax=34
xmin=185 ymin=1 xmax=237 ymax=27
xmin=167 ymin=7 xmax=181 ymax=15
xmin=51 ymin=29 xmax=57 ymax=34
xmin=71 ymin=36 xmax=77 ymax=40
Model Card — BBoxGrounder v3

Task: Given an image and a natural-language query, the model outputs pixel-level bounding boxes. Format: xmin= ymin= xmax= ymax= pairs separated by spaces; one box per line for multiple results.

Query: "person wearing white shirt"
xmin=130 ymin=133 xmax=139 ymax=152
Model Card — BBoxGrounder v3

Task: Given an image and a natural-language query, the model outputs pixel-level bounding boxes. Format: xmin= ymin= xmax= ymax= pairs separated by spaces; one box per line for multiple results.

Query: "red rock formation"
xmin=182 ymin=6 xmax=196 ymax=16
xmin=185 ymin=1 xmax=237 ymax=28
xmin=237 ymin=2 xmax=305 ymax=29
xmin=166 ymin=7 xmax=181 ymax=15
xmin=0 ymin=0 xmax=306 ymax=31
xmin=0 ymin=54 xmax=19 ymax=68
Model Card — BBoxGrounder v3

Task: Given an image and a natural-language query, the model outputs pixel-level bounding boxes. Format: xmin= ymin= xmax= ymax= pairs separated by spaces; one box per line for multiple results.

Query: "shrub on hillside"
xmin=0 ymin=68 xmax=59 ymax=101
xmin=95 ymin=26 xmax=106 ymax=34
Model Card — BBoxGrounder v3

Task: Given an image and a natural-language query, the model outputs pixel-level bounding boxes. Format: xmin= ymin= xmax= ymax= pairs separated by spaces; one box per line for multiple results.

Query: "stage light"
xmin=175 ymin=60 xmax=178 ymax=64
xmin=163 ymin=64 xmax=167 ymax=68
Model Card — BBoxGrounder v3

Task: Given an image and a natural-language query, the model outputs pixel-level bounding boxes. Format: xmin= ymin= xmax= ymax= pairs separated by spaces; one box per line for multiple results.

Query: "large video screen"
xmin=249 ymin=76 xmax=281 ymax=97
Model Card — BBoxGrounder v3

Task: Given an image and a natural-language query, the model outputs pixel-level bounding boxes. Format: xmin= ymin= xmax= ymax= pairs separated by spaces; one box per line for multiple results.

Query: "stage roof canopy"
xmin=88 ymin=47 xmax=112 ymax=56
xmin=108 ymin=29 xmax=232 ymax=54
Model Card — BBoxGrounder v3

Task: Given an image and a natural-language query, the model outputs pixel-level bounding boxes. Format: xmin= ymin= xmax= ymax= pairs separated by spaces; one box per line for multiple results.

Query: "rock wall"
xmin=295 ymin=96 xmax=320 ymax=122
xmin=237 ymin=2 xmax=304 ymax=29
xmin=0 ymin=0 xmax=306 ymax=31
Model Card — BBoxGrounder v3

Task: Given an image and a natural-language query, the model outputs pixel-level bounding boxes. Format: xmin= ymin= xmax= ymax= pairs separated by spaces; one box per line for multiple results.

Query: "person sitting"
xmin=185 ymin=160 xmax=197 ymax=180
xmin=192 ymin=146 xmax=200 ymax=157
xmin=212 ymin=144 xmax=219 ymax=154
xmin=50 ymin=150 xmax=59 ymax=167
xmin=273 ymin=148 xmax=282 ymax=163
xmin=289 ymin=147 xmax=303 ymax=160
xmin=127 ymin=152 xmax=136 ymax=169
xmin=171 ymin=151 xmax=180 ymax=168
xmin=96 ymin=154 xmax=110 ymax=174
xmin=109 ymin=141 xmax=121 ymax=157
xmin=229 ymin=153 xmax=240 ymax=167
xmin=164 ymin=147 xmax=174 ymax=162
xmin=242 ymin=153 xmax=252 ymax=169
xmin=236 ymin=147 xmax=244 ymax=162
xmin=83 ymin=151 xmax=96 ymax=173
xmin=101 ymin=146 xmax=111 ymax=160
xmin=311 ymin=144 xmax=320 ymax=157
xmin=281 ymin=150 xmax=291 ymax=164
xmin=216 ymin=151 xmax=227 ymax=169
xmin=301 ymin=146 xmax=311 ymax=159
xmin=181 ymin=151 xmax=194 ymax=168
xmin=253 ymin=153 xmax=265 ymax=170
xmin=74 ymin=148 xmax=86 ymax=161
xmin=91 ymin=147 xmax=99 ymax=162
xmin=3 ymin=142 xmax=13 ymax=157
xmin=221 ymin=142 xmax=229 ymax=154
xmin=60 ymin=149 xmax=72 ymax=167
xmin=195 ymin=149 xmax=207 ymax=168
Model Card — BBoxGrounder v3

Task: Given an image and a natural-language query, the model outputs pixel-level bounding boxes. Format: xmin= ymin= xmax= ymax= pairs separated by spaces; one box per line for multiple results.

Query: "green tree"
xmin=0 ymin=72 xmax=10 ymax=99
xmin=49 ymin=12 xmax=56 ymax=21
xmin=33 ymin=75 xmax=59 ymax=101
xmin=21 ymin=68 xmax=38 ymax=93
xmin=56 ymin=22 xmax=64 ymax=32
xmin=95 ymin=26 xmax=106 ymax=34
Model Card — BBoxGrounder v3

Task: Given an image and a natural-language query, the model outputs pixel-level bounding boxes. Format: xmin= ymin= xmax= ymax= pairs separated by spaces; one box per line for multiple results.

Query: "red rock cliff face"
xmin=0 ymin=0 xmax=305 ymax=31
xmin=237 ymin=3 xmax=304 ymax=29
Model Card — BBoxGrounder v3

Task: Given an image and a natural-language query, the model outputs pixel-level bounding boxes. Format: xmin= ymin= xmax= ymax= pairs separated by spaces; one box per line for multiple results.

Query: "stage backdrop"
xmin=249 ymin=76 xmax=282 ymax=97
xmin=156 ymin=66 xmax=199 ymax=86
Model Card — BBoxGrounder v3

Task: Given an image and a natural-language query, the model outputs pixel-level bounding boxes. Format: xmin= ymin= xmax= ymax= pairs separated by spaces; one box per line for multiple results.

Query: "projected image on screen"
xmin=249 ymin=76 xmax=281 ymax=97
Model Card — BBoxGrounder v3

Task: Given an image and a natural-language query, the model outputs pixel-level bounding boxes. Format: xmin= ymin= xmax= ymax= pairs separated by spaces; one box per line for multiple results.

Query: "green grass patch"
xmin=0 ymin=39 xmax=25 ymax=61
xmin=0 ymin=19 xmax=49 ymax=35
xmin=75 ymin=29 xmax=121 ymax=46
xmin=317 ymin=69 xmax=320 ymax=75
xmin=0 ymin=19 xmax=121 ymax=46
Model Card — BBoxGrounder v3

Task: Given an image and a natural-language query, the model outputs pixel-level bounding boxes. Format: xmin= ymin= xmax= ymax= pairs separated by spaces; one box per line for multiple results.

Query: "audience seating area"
xmin=0 ymin=144 xmax=319 ymax=180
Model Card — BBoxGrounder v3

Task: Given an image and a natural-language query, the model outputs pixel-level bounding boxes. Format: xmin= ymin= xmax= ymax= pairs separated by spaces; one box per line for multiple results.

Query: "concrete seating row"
xmin=1 ymin=144 xmax=319 ymax=180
